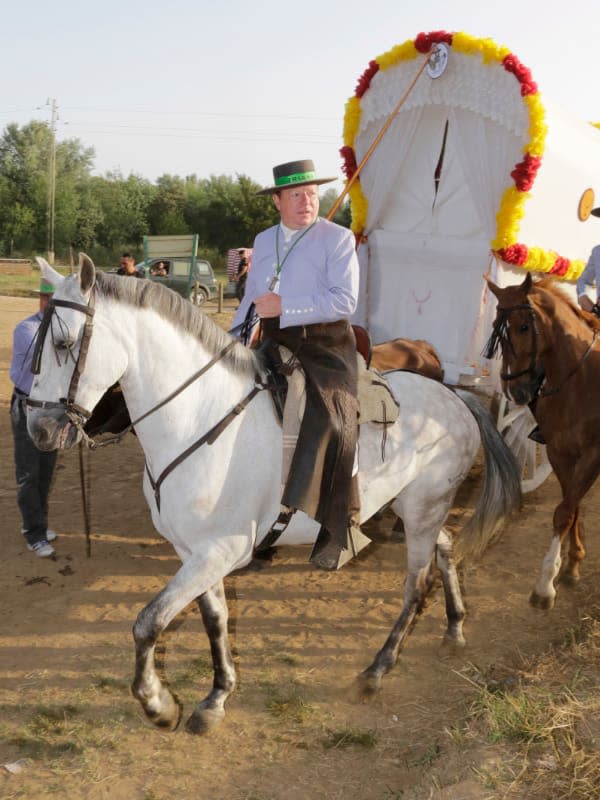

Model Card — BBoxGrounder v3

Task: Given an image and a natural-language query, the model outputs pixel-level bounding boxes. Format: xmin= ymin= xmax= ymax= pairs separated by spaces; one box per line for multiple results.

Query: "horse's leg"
xmin=530 ymin=501 xmax=572 ymax=609
xmin=357 ymin=558 xmax=435 ymax=698
xmin=561 ymin=507 xmax=586 ymax=586
xmin=357 ymin=494 xmax=451 ymax=697
xmin=435 ymin=528 xmax=466 ymax=649
xmin=186 ymin=580 xmax=236 ymax=734
xmin=131 ymin=546 xmax=244 ymax=731
xmin=131 ymin=585 xmax=185 ymax=730
xmin=530 ymin=457 xmax=598 ymax=608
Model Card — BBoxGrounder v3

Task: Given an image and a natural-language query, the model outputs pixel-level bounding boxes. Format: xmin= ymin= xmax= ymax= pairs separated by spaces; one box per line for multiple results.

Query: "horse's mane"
xmin=94 ymin=271 xmax=259 ymax=377
xmin=534 ymin=276 xmax=600 ymax=332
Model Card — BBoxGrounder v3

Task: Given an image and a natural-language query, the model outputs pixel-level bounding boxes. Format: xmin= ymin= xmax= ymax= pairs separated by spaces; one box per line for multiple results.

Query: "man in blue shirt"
xmin=233 ymin=159 xmax=370 ymax=570
xmin=576 ymin=238 xmax=600 ymax=313
xmin=10 ymin=278 xmax=58 ymax=557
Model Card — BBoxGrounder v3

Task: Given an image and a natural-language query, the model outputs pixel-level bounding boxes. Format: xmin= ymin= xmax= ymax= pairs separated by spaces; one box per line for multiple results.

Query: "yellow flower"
xmin=343 ymin=31 xmax=583 ymax=281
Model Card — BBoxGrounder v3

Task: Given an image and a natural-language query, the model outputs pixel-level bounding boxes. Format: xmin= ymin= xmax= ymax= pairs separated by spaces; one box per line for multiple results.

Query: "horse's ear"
xmin=78 ymin=252 xmax=96 ymax=294
xmin=35 ymin=256 xmax=63 ymax=290
xmin=484 ymin=274 xmax=501 ymax=299
xmin=520 ymin=272 xmax=533 ymax=293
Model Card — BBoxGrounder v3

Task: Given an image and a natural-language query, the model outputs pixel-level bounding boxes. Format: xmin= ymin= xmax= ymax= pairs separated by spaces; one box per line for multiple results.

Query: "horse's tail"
xmin=453 ymin=389 xmax=522 ymax=561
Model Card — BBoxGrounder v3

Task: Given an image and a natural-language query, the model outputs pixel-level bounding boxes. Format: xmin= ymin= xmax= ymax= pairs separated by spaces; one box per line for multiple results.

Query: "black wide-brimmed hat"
xmin=256 ymin=159 xmax=336 ymax=196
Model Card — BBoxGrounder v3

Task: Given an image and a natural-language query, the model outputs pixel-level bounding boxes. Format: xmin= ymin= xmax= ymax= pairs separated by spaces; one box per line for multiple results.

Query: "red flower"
xmin=414 ymin=30 xmax=453 ymax=54
xmin=511 ymin=153 xmax=542 ymax=191
xmin=549 ymin=256 xmax=569 ymax=276
xmin=502 ymin=53 xmax=538 ymax=96
xmin=355 ymin=60 xmax=380 ymax=98
xmin=498 ymin=244 xmax=529 ymax=265
xmin=339 ymin=146 xmax=358 ymax=180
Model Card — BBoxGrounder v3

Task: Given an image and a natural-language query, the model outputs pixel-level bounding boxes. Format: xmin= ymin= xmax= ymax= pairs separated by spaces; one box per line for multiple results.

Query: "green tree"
xmin=0 ymin=121 xmax=52 ymax=253
xmin=319 ymin=188 xmax=351 ymax=227
xmin=187 ymin=173 xmax=277 ymax=252
xmin=147 ymin=174 xmax=187 ymax=234
xmin=93 ymin=172 xmax=155 ymax=258
xmin=0 ymin=121 xmax=95 ymax=256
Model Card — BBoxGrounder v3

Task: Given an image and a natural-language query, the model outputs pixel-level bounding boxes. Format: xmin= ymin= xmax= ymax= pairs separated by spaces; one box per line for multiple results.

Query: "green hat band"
xmin=274 ymin=170 xmax=316 ymax=187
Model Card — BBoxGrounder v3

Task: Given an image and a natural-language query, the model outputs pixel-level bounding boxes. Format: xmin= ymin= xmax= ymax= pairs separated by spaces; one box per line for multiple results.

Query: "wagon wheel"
xmin=496 ymin=396 xmax=552 ymax=493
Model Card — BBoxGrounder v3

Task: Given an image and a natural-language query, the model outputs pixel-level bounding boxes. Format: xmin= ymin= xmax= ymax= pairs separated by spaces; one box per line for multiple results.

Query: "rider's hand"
xmin=255 ymin=292 xmax=282 ymax=318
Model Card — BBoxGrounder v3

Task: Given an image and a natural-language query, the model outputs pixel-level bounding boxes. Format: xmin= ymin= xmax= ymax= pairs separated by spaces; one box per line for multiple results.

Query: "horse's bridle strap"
xmin=146 ymin=376 xmax=266 ymax=510
xmin=61 ymin=293 xmax=96 ymax=412
xmin=52 ymin=298 xmax=95 ymax=317
xmin=491 ymin=300 xmax=599 ymax=400
xmin=28 ymin=293 xmax=97 ymax=421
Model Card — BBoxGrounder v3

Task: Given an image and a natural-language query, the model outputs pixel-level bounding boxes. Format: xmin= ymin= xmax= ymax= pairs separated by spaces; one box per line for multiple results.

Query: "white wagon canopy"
xmin=342 ymin=30 xmax=600 ymax=384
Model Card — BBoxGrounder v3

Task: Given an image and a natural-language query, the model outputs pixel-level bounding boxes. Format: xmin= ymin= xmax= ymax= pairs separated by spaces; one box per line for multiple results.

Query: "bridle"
xmin=26 ymin=284 xmax=276 ymax=508
xmin=27 ymin=293 xmax=97 ymax=428
xmin=484 ymin=299 xmax=598 ymax=399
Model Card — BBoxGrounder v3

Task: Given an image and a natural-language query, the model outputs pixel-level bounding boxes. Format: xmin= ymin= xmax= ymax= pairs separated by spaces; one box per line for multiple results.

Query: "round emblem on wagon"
xmin=578 ymin=187 xmax=595 ymax=221
xmin=427 ymin=43 xmax=449 ymax=79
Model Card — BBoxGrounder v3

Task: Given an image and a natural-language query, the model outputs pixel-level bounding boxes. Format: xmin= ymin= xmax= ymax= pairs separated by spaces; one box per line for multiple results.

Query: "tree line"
xmin=0 ymin=121 xmax=350 ymax=269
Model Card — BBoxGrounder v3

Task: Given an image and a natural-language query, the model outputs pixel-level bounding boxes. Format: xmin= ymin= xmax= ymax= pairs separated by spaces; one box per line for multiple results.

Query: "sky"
xmin=2 ymin=0 xmax=599 ymax=194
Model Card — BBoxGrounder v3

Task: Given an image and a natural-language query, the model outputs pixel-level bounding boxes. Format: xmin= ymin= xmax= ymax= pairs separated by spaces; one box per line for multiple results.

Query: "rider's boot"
xmin=309 ymin=525 xmax=371 ymax=570
xmin=309 ymin=476 xmax=371 ymax=570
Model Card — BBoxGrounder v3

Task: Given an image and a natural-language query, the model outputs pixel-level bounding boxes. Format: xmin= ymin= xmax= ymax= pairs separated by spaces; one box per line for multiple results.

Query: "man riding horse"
xmin=232 ymin=159 xmax=370 ymax=570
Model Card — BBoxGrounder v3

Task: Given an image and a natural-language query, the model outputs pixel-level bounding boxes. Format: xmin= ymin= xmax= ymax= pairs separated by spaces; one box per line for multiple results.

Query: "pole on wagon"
xmin=326 ymin=51 xmax=435 ymax=222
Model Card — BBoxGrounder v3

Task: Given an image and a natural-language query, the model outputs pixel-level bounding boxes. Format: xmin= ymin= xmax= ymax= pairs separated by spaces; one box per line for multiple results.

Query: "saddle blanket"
xmin=279 ymin=348 xmax=399 ymax=493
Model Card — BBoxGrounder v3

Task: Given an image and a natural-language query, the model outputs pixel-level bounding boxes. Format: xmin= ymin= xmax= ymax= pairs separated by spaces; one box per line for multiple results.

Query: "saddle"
xmin=256 ymin=341 xmax=399 ymax=496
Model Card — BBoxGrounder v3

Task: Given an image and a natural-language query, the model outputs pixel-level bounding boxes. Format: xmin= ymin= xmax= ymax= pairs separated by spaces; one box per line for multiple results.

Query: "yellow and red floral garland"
xmin=341 ymin=31 xmax=584 ymax=281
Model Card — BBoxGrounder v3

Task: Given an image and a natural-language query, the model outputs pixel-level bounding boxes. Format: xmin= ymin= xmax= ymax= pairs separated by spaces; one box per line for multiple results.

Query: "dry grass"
xmin=451 ymin=600 xmax=600 ymax=799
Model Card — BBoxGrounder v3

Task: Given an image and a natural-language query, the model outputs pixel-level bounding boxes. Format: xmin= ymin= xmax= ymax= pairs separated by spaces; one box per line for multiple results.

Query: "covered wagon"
xmin=341 ymin=30 xmax=600 ymax=488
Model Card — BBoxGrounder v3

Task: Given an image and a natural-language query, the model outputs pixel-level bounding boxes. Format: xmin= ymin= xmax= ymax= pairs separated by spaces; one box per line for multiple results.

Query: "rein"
xmin=538 ymin=330 xmax=599 ymax=398
xmin=88 ymin=339 xmax=240 ymax=449
xmin=146 ymin=374 xmax=266 ymax=510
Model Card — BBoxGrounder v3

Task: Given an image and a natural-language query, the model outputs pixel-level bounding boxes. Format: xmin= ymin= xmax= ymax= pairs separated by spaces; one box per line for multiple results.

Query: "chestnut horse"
xmin=485 ymin=272 xmax=600 ymax=608
xmin=371 ymin=338 xmax=444 ymax=382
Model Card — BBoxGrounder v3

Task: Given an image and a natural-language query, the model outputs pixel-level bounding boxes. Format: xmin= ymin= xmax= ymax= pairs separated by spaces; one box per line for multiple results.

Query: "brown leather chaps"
xmin=260 ymin=318 xmax=359 ymax=545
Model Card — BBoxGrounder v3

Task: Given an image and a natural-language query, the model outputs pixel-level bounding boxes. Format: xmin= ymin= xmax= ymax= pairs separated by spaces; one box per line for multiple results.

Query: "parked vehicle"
xmin=137 ymin=257 xmax=218 ymax=305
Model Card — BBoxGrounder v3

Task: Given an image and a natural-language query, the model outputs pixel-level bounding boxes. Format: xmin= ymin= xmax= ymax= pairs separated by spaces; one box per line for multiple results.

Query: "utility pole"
xmin=46 ymin=98 xmax=58 ymax=264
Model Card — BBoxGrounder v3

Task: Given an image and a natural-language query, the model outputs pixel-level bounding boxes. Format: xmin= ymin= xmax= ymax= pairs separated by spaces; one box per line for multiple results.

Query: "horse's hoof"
xmin=354 ymin=671 xmax=381 ymax=703
xmin=560 ymin=573 xmax=580 ymax=588
xmin=132 ymin=681 xmax=182 ymax=731
xmin=441 ymin=632 xmax=466 ymax=652
xmin=143 ymin=694 xmax=182 ymax=731
xmin=529 ymin=590 xmax=555 ymax=610
xmin=185 ymin=705 xmax=225 ymax=735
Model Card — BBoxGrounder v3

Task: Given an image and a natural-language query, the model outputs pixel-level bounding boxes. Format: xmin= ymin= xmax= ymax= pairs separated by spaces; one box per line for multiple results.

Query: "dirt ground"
xmin=1 ymin=294 xmax=599 ymax=800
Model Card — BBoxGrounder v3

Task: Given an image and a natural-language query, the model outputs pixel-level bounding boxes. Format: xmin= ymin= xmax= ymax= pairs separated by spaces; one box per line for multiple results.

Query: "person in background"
xmin=576 ymin=233 xmax=600 ymax=315
xmin=235 ymin=249 xmax=249 ymax=303
xmin=9 ymin=278 xmax=59 ymax=557
xmin=232 ymin=158 xmax=370 ymax=571
xmin=117 ymin=253 xmax=143 ymax=277
xmin=151 ymin=261 xmax=168 ymax=276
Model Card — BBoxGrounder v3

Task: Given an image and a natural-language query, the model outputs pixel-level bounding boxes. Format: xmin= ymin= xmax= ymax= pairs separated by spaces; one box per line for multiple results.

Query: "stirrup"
xmin=528 ymin=426 xmax=546 ymax=445
xmin=309 ymin=525 xmax=371 ymax=571
xmin=255 ymin=508 xmax=294 ymax=552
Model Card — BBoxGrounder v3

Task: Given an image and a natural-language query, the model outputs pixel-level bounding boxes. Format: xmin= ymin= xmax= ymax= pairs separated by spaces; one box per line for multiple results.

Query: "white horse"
xmin=27 ymin=255 xmax=521 ymax=735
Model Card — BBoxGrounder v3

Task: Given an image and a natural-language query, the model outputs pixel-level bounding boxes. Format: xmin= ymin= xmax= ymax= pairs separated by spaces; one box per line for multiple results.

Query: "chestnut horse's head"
xmin=484 ymin=272 xmax=600 ymax=405
xmin=484 ymin=273 xmax=546 ymax=405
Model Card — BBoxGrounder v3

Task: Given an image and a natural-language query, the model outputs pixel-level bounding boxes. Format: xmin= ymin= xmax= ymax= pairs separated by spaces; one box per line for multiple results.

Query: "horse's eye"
xmin=519 ymin=323 xmax=529 ymax=333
